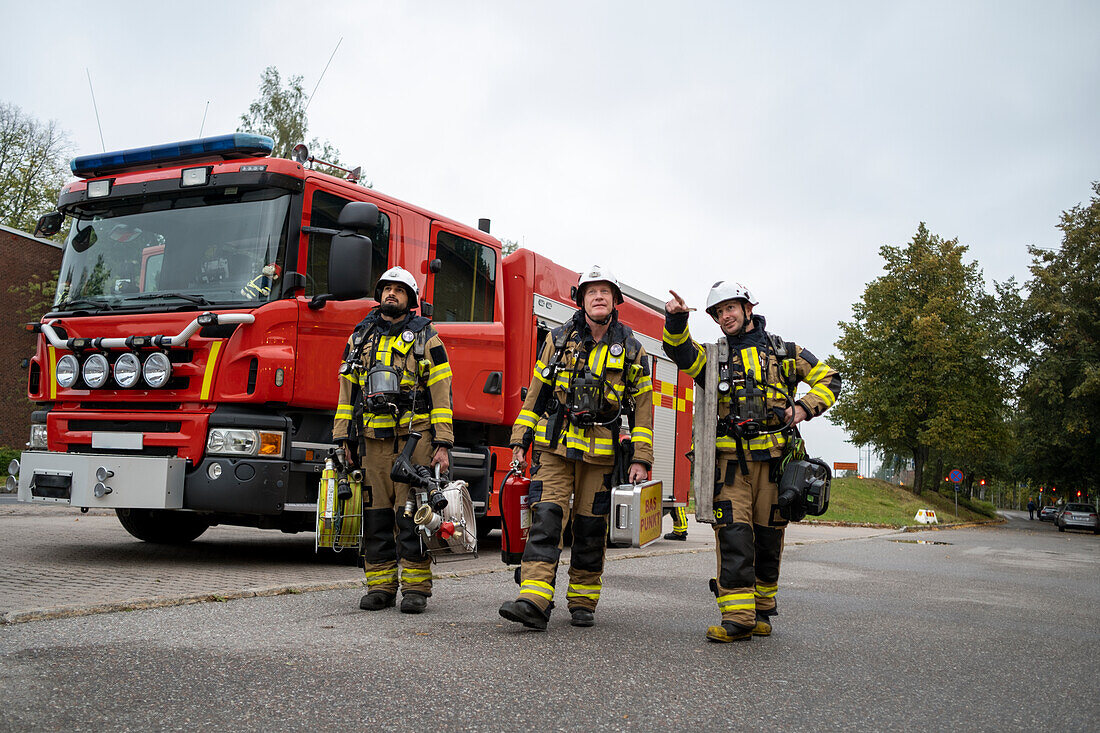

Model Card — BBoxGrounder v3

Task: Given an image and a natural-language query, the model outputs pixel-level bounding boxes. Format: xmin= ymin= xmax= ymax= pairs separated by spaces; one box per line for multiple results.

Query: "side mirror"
xmin=420 ymin=301 xmax=433 ymax=318
xmin=328 ymin=230 xmax=374 ymax=301
xmin=35 ymin=211 xmax=64 ymax=238
xmin=429 ymin=258 xmax=442 ymax=274
xmin=337 ymin=202 xmax=380 ymax=231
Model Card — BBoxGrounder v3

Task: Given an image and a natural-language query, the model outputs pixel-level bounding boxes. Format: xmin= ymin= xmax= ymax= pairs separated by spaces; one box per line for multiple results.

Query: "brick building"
xmin=0 ymin=224 xmax=62 ymax=449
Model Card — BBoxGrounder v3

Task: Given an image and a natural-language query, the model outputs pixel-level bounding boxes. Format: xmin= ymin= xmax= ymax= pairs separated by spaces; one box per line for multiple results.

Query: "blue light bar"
xmin=70 ymin=133 xmax=275 ymax=179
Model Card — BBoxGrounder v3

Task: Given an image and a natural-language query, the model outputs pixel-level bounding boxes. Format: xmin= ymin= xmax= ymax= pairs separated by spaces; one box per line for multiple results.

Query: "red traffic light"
xmin=980 ymin=479 xmax=985 ymax=486
xmin=1077 ymin=490 xmax=1082 ymax=497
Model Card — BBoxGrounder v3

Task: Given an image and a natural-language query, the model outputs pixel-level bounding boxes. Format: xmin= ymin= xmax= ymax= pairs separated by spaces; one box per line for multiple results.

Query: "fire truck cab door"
xmin=294 ymin=181 xmax=395 ymax=410
xmin=426 ymin=222 xmax=505 ymax=426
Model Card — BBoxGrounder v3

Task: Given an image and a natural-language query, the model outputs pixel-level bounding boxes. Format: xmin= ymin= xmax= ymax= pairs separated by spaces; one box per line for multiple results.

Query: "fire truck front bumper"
xmin=13 ymin=451 xmax=289 ymax=515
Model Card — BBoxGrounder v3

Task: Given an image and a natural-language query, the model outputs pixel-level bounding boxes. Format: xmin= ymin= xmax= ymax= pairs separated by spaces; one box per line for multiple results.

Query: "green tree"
xmin=829 ymin=224 xmax=1010 ymax=495
xmin=0 ymin=102 xmax=70 ymax=233
xmin=1016 ymin=182 xmax=1100 ymax=497
xmin=7 ymin=268 xmax=58 ymax=321
xmin=500 ymin=238 xmax=519 ymax=256
xmin=237 ymin=66 xmax=350 ymax=179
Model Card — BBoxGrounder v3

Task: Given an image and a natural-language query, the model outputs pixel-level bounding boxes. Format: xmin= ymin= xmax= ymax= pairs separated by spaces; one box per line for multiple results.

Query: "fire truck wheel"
xmin=477 ymin=516 xmax=499 ymax=540
xmin=115 ymin=509 xmax=210 ymax=544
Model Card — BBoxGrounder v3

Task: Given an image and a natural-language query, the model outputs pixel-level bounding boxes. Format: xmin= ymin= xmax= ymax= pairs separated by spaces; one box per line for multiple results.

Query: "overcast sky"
xmin=3 ymin=1 xmax=1097 ymax=468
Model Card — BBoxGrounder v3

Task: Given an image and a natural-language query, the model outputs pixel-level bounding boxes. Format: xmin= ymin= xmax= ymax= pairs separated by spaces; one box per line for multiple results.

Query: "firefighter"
xmin=499 ymin=266 xmax=654 ymax=630
xmin=332 ymin=266 xmax=454 ymax=615
xmin=663 ymin=282 xmax=840 ymax=642
xmin=664 ymin=505 xmax=689 ymax=540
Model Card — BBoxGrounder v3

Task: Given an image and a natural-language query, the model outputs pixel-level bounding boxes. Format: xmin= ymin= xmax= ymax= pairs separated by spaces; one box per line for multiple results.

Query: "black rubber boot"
xmin=570 ymin=608 xmax=595 ymax=627
xmin=359 ymin=591 xmax=396 ymax=611
xmin=664 ymin=531 xmax=688 ymax=541
xmin=705 ymin=620 xmax=754 ymax=643
xmin=400 ymin=592 xmax=428 ymax=614
xmin=499 ymin=599 xmax=549 ymax=630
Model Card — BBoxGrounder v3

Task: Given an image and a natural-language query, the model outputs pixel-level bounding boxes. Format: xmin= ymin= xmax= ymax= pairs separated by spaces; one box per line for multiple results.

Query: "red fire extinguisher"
xmin=499 ymin=465 xmax=531 ymax=565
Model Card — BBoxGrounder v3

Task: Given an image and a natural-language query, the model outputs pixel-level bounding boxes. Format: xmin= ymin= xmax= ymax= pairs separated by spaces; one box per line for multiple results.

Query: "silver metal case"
xmin=609 ymin=479 xmax=664 ymax=548
xmin=17 ymin=451 xmax=186 ymax=509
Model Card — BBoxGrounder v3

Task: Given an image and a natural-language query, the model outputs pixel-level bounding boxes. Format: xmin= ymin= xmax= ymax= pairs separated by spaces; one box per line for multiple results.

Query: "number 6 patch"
xmin=713 ymin=500 xmax=733 ymax=526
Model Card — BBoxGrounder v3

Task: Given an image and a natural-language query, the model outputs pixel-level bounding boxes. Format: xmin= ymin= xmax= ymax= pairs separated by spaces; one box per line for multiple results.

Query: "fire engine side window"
xmin=434 ymin=231 xmax=496 ymax=322
xmin=305 ymin=190 xmax=389 ymax=295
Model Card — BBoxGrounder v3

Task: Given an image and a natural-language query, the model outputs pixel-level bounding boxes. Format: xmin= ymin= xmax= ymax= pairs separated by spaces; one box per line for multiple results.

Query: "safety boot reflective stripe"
xmin=755 ymin=583 xmax=778 ymax=599
xmin=519 ymin=580 xmax=555 ymax=600
xmin=567 ymin=583 xmax=601 ymax=600
xmin=716 ymin=592 xmax=754 ymax=612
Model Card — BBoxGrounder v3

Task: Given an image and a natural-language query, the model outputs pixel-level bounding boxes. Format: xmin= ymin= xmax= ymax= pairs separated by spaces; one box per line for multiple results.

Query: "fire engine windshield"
xmin=52 ymin=189 xmax=291 ymax=312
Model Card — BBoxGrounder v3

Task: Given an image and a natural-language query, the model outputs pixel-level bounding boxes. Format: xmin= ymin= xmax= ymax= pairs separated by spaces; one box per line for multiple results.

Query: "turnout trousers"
xmin=712 ymin=457 xmax=787 ymax=627
xmin=515 ymin=452 xmax=613 ymax=614
xmin=358 ymin=436 xmax=434 ymax=596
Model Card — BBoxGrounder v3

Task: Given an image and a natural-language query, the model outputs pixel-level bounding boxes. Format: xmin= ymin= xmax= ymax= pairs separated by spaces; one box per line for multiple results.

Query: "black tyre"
xmin=115 ymin=509 xmax=210 ymax=544
xmin=1058 ymin=523 xmax=1065 ymax=532
xmin=477 ymin=515 xmax=500 ymax=541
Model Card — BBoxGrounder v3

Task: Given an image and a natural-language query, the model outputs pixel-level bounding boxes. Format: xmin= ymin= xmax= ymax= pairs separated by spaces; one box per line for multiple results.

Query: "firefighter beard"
xmin=359 ymin=436 xmax=434 ymax=597
xmin=711 ymin=457 xmax=786 ymax=630
xmin=517 ymin=452 xmax=613 ymax=615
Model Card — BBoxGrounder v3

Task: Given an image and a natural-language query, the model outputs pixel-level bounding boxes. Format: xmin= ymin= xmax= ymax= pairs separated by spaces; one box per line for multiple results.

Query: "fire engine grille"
xmin=66 ymin=445 xmax=179 ymax=457
xmin=68 ymin=420 xmax=183 ymax=433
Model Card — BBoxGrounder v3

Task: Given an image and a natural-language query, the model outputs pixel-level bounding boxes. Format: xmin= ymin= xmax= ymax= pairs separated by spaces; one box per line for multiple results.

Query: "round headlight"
xmin=113 ymin=352 xmax=141 ymax=388
xmin=143 ymin=352 xmax=172 ymax=388
xmin=56 ymin=354 xmax=79 ymax=388
xmin=82 ymin=353 xmax=110 ymax=389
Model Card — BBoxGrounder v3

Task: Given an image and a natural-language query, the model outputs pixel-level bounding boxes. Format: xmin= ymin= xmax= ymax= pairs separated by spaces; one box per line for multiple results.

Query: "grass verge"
xmin=810 ymin=477 xmax=997 ymax=527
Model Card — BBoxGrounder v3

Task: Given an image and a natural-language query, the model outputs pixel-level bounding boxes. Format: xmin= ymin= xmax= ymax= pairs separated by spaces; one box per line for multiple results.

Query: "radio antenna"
xmin=305 ymin=37 xmax=343 ymax=112
xmin=86 ymin=68 xmax=106 ymax=152
xmin=199 ymin=101 xmax=210 ymax=136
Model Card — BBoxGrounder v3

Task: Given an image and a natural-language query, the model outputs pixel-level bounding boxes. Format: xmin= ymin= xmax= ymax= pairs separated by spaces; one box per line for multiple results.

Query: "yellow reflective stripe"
xmin=515 ymin=410 xmax=538 ymax=429
xmin=427 ymin=363 xmax=452 ymax=386
xmin=663 ymin=327 xmax=689 ymax=346
xmin=200 ymin=341 xmax=222 ymax=400
xmin=533 ymin=360 xmax=551 ymax=385
xmin=335 ymin=404 xmax=354 ymax=420
xmin=741 ymin=347 xmax=762 ymax=381
xmin=340 ymin=372 xmax=356 ymax=384
xmin=685 ymin=345 xmax=706 ymax=378
xmin=520 ymin=580 xmax=554 ymax=600
xmin=365 ymin=568 xmax=398 ymax=586
xmin=755 ymin=583 xmax=778 ymax=598
xmin=366 ymin=414 xmax=397 ymax=429
xmin=588 ymin=345 xmax=607 ymax=377
xmin=401 ymin=568 xmax=433 ymax=580
xmin=567 ymin=583 xmax=602 ymax=599
xmin=716 ymin=592 xmax=754 ymax=611
xmin=809 ymin=382 xmax=837 ymax=407
xmin=631 ymin=427 xmax=653 ymax=445
xmin=365 ymin=569 xmax=397 ymax=579
xmin=390 ymin=337 xmax=413 ymax=356
xmin=48 ymin=346 xmax=57 ymax=399
xmin=430 ymin=407 xmax=452 ymax=423
xmin=806 ymin=362 xmax=830 ymax=383
xmin=632 ymin=377 xmax=653 ymax=396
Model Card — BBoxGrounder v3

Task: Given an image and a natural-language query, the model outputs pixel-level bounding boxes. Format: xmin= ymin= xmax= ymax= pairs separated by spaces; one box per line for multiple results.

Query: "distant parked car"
xmin=1039 ymin=505 xmax=1060 ymax=522
xmin=1055 ymin=503 xmax=1099 ymax=534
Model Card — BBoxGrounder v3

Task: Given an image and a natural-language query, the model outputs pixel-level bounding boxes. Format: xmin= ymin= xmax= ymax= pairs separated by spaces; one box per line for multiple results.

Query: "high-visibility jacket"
xmin=662 ymin=311 xmax=840 ymax=460
xmin=332 ymin=309 xmax=454 ymax=447
xmin=511 ymin=310 xmax=654 ymax=467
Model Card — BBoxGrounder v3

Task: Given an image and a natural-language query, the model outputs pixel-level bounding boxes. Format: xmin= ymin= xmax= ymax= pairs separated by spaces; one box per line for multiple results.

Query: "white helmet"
xmin=705 ymin=281 xmax=757 ymax=318
xmin=575 ymin=265 xmax=624 ymax=307
xmin=374 ymin=266 xmax=420 ymax=308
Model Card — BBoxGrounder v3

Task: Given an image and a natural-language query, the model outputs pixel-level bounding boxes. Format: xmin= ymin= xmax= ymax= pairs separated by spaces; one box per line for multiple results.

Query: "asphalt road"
xmin=1 ymin=511 xmax=1096 ymax=731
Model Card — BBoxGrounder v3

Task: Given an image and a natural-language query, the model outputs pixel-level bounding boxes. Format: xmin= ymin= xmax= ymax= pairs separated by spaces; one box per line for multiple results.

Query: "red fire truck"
xmin=10 ymin=134 xmax=692 ymax=546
